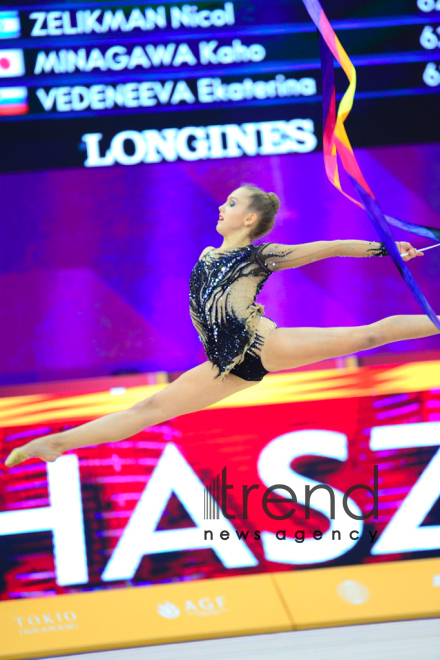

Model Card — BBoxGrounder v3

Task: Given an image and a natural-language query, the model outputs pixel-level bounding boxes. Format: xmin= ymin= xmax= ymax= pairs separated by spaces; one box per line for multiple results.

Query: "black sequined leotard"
xmin=189 ymin=243 xmax=272 ymax=381
xmin=189 ymin=240 xmax=389 ymax=381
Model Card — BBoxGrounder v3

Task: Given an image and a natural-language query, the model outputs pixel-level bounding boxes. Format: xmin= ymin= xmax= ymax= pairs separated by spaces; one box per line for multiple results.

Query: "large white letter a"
xmin=101 ymin=443 xmax=257 ymax=581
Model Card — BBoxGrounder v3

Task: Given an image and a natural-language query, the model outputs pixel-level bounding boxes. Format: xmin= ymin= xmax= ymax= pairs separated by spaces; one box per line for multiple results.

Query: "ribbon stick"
xmin=302 ymin=0 xmax=440 ymax=331
xmin=401 ymin=243 xmax=440 ymax=258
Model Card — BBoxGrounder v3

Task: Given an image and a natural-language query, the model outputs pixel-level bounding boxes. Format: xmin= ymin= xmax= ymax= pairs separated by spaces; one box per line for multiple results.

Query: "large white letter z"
xmin=370 ymin=421 xmax=440 ymax=554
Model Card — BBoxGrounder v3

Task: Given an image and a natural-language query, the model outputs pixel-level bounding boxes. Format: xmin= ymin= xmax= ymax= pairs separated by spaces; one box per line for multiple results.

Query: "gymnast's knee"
xmin=362 ymin=327 xmax=382 ymax=350
xmin=130 ymin=394 xmax=158 ymax=419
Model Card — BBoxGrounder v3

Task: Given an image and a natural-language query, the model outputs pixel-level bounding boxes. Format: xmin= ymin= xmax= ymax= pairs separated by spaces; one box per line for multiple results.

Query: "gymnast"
xmin=5 ymin=183 xmax=434 ymax=468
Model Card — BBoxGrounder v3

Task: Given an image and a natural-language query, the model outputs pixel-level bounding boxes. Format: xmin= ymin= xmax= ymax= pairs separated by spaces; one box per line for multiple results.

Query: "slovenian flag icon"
xmin=0 ymin=86 xmax=28 ymax=115
xmin=0 ymin=49 xmax=25 ymax=77
xmin=0 ymin=11 xmax=21 ymax=39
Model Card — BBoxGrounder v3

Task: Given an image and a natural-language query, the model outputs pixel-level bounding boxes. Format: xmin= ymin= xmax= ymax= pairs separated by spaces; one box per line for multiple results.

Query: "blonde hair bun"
xmin=267 ymin=192 xmax=280 ymax=214
xmin=240 ymin=183 xmax=280 ymax=240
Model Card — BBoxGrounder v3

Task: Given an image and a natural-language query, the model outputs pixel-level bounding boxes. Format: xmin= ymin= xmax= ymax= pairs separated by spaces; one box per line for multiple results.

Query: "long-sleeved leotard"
xmin=189 ymin=240 xmax=388 ymax=381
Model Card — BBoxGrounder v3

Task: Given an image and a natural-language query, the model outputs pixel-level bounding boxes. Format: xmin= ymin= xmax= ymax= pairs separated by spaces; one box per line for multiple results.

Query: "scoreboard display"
xmin=0 ymin=0 xmax=439 ymax=172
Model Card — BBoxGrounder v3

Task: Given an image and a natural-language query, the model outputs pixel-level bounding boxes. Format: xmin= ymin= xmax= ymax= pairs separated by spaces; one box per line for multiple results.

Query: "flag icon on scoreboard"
xmin=0 ymin=49 xmax=25 ymax=77
xmin=0 ymin=11 xmax=21 ymax=39
xmin=0 ymin=86 xmax=28 ymax=115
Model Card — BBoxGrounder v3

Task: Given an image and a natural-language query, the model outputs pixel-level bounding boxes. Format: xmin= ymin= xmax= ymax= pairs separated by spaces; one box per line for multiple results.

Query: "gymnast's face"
xmin=217 ymin=188 xmax=257 ymax=236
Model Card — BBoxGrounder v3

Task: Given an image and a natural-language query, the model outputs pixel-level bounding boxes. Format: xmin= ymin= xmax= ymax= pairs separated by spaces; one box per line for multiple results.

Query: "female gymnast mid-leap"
xmin=4 ymin=183 xmax=436 ymax=469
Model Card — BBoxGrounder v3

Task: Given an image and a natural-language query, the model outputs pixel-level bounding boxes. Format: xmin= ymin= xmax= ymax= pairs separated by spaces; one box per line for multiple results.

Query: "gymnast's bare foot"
xmin=4 ymin=436 xmax=63 ymax=468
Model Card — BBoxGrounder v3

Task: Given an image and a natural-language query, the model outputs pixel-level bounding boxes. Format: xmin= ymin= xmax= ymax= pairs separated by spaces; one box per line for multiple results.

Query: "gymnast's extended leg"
xmin=260 ymin=313 xmax=440 ymax=372
xmin=4 ymin=361 xmax=259 ymax=467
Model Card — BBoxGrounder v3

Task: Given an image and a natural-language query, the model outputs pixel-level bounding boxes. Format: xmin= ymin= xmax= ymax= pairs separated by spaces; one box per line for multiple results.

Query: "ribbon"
xmin=302 ymin=0 xmax=440 ymax=331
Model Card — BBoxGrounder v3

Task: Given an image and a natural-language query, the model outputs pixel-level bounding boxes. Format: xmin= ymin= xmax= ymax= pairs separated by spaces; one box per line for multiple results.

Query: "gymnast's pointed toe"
xmin=5 ymin=448 xmax=31 ymax=468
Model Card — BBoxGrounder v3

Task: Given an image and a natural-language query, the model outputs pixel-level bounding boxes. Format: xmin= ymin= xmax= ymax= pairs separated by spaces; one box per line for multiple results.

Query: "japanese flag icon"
xmin=0 ymin=49 xmax=25 ymax=77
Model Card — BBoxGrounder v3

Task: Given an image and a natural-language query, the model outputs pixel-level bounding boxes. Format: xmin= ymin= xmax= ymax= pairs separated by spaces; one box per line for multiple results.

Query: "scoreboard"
xmin=0 ymin=0 xmax=439 ymax=172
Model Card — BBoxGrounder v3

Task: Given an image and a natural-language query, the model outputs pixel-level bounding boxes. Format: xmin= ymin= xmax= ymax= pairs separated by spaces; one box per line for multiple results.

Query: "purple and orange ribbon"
xmin=302 ymin=0 xmax=440 ymax=331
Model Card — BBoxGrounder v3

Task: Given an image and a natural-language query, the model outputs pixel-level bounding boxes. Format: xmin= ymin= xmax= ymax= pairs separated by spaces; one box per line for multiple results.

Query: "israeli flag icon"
xmin=0 ymin=11 xmax=21 ymax=39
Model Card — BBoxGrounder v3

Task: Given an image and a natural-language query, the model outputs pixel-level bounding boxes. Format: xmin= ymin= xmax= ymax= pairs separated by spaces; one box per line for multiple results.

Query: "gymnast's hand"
xmin=397 ymin=241 xmax=424 ymax=262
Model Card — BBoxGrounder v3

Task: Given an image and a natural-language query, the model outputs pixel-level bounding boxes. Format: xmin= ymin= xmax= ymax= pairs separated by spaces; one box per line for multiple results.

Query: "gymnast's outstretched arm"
xmin=259 ymin=239 xmax=422 ymax=272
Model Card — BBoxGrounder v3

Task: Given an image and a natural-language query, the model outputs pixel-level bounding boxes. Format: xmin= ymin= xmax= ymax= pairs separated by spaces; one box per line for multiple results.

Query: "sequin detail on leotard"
xmin=189 ymin=244 xmax=273 ymax=381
